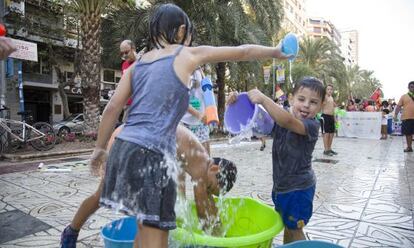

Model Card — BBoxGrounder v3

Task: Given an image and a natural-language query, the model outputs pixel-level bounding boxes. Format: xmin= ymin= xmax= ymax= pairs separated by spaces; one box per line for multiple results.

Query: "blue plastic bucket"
xmin=279 ymin=240 xmax=344 ymax=248
xmin=281 ymin=33 xmax=299 ymax=62
xmin=101 ymin=217 xmax=137 ymax=248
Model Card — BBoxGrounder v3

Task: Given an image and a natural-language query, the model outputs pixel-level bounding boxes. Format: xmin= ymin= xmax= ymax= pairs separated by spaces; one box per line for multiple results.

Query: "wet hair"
xmin=149 ymin=4 xmax=193 ymax=49
xmin=409 ymin=81 xmax=414 ymax=87
xmin=292 ymin=77 xmax=326 ymax=102
xmin=213 ymin=157 xmax=237 ymax=194
xmin=326 ymin=83 xmax=334 ymax=89
xmin=382 ymin=109 xmax=390 ymax=114
xmin=381 ymin=100 xmax=389 ymax=107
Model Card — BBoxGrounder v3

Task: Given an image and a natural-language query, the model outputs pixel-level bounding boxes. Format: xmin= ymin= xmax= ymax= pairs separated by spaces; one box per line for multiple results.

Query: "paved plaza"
xmin=0 ymin=136 xmax=413 ymax=247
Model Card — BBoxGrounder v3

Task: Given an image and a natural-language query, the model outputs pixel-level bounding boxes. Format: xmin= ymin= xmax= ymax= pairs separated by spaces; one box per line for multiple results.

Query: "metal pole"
xmin=0 ymin=0 xmax=6 ymax=111
xmin=18 ymin=61 xmax=24 ymax=119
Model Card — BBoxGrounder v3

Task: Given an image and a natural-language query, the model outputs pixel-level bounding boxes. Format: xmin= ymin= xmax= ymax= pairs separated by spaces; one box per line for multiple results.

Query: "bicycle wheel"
xmin=30 ymin=122 xmax=56 ymax=151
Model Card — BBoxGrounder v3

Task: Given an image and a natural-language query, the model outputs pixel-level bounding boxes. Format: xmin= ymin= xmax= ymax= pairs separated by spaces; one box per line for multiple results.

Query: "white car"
xmin=53 ymin=113 xmax=85 ymax=136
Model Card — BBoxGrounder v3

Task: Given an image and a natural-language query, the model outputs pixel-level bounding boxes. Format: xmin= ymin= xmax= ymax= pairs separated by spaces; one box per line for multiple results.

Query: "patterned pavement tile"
xmin=351 ymin=221 xmax=414 ymax=248
xmin=0 ymin=137 xmax=413 ymax=248
xmin=361 ymin=199 xmax=413 ymax=230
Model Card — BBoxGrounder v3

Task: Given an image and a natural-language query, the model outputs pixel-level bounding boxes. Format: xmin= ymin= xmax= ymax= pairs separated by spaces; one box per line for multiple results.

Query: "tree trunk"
xmin=216 ymin=62 xmax=226 ymax=131
xmin=80 ymin=12 xmax=102 ymax=136
xmin=47 ymin=44 xmax=71 ymax=119
xmin=55 ymin=67 xmax=71 ymax=119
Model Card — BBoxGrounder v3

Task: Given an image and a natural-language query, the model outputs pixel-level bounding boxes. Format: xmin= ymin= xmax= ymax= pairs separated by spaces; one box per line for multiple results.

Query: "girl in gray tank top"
xmin=91 ymin=3 xmax=291 ymax=246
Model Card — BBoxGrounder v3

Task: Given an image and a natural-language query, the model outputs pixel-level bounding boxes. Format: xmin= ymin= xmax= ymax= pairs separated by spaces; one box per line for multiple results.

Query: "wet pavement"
xmin=0 ymin=136 xmax=413 ymax=247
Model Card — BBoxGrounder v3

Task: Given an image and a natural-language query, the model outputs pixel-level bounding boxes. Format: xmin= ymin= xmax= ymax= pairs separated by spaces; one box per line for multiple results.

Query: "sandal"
xmin=404 ymin=148 xmax=413 ymax=152
xmin=260 ymin=144 xmax=265 ymax=151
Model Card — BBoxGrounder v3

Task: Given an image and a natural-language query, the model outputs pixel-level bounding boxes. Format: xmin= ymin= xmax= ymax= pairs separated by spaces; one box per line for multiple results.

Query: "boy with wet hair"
xmin=228 ymin=77 xmax=325 ymax=244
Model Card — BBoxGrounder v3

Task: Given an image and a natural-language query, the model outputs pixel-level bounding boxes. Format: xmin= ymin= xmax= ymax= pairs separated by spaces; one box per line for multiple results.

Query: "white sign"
xmin=8 ymin=38 xmax=38 ymax=62
xmin=337 ymin=112 xmax=381 ymax=139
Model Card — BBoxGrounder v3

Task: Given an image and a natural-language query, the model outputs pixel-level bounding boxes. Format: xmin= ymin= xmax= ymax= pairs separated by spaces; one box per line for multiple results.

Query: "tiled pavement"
xmin=0 ymin=136 xmax=413 ymax=247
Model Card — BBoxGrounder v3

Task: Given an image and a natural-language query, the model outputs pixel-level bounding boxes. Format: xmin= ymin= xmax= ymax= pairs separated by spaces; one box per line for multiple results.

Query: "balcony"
xmin=23 ymin=73 xmax=53 ymax=85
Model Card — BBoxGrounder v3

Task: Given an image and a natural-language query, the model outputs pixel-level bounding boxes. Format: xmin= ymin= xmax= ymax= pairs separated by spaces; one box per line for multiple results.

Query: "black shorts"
xmin=320 ymin=114 xmax=335 ymax=133
xmin=100 ymin=138 xmax=177 ymax=230
xmin=402 ymin=119 xmax=414 ymax=135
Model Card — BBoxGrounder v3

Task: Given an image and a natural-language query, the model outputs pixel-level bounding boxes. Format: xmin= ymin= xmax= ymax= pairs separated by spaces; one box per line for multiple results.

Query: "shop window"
xmin=103 ymin=70 xmax=115 ymax=82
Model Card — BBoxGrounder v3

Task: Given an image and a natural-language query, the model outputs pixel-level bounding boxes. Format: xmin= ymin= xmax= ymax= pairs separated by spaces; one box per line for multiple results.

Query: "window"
xmin=103 ymin=70 xmax=115 ymax=82
xmin=65 ymin=71 xmax=74 ymax=82
xmin=22 ymin=55 xmax=50 ymax=75
xmin=313 ymin=27 xmax=321 ymax=33
xmin=116 ymin=76 xmax=121 ymax=83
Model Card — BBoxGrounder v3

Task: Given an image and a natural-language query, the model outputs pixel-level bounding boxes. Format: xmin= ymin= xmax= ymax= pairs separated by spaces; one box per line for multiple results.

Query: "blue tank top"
xmin=117 ymin=46 xmax=189 ymax=156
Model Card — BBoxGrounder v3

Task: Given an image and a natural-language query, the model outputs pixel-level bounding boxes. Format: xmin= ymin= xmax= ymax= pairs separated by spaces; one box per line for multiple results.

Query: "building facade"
xmin=281 ymin=0 xmax=308 ymax=37
xmin=340 ymin=30 xmax=359 ymax=66
xmin=307 ymin=17 xmax=341 ymax=47
xmin=2 ymin=0 xmax=121 ymax=123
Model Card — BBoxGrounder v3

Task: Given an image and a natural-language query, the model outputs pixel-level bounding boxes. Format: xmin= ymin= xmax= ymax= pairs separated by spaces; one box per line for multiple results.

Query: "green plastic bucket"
xmin=171 ymin=197 xmax=284 ymax=248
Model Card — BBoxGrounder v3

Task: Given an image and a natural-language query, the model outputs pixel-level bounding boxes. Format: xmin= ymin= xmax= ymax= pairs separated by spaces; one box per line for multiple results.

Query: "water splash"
xmin=228 ymin=121 xmax=254 ymax=145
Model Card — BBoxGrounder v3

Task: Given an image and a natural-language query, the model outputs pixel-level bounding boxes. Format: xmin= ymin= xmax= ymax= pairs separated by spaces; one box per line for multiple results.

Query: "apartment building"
xmin=340 ymin=30 xmax=359 ymax=66
xmin=2 ymin=0 xmax=121 ymax=123
xmin=307 ymin=17 xmax=341 ymax=47
xmin=281 ymin=0 xmax=308 ymax=37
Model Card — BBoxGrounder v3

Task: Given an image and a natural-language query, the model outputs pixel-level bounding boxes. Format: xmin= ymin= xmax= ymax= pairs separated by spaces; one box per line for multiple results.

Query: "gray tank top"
xmin=117 ymin=46 xmax=189 ymax=156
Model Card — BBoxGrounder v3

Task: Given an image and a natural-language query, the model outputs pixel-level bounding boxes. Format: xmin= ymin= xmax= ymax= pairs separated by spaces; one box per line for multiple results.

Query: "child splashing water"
xmin=90 ymin=3 xmax=291 ymax=247
xmin=228 ymin=77 xmax=326 ymax=244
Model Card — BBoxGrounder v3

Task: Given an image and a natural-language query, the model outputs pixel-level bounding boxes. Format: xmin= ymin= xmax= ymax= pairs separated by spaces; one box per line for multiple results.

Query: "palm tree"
xmin=67 ymin=0 xmax=128 ymax=135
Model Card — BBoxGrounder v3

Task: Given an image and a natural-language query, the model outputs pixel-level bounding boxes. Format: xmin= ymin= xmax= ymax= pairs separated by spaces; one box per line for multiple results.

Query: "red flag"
xmin=370 ymin=88 xmax=382 ymax=101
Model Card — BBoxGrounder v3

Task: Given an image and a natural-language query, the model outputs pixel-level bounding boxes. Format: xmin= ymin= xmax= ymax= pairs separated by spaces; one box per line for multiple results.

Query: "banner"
xmin=263 ymin=66 xmax=271 ymax=85
xmin=337 ymin=112 xmax=381 ymax=139
xmin=276 ymin=66 xmax=285 ymax=82
xmin=275 ymin=84 xmax=284 ymax=99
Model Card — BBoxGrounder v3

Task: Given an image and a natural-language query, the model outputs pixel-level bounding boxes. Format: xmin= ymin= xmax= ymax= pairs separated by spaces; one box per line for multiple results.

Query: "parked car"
xmin=53 ymin=113 xmax=85 ymax=136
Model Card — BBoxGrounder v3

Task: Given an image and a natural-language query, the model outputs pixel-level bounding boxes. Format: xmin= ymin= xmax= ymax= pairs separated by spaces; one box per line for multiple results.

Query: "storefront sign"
xmin=9 ymin=38 xmax=38 ymax=62
xmin=65 ymin=86 xmax=82 ymax=95
xmin=337 ymin=112 xmax=381 ymax=139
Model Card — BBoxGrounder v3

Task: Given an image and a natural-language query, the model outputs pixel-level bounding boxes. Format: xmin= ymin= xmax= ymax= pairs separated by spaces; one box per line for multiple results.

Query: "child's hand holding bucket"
xmin=247 ymin=89 xmax=266 ymax=105
xmin=226 ymin=91 xmax=239 ymax=105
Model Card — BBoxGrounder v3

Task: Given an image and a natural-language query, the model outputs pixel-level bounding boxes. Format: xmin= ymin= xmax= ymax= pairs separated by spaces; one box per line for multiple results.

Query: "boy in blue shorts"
xmin=228 ymin=77 xmax=325 ymax=244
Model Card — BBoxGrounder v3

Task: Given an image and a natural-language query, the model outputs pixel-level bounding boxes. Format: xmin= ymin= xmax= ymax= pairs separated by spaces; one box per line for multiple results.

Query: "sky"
xmin=306 ymin=0 xmax=414 ymax=100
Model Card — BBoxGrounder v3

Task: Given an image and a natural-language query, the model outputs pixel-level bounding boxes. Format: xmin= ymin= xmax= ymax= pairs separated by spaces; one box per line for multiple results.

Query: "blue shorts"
xmin=272 ymin=185 xmax=315 ymax=230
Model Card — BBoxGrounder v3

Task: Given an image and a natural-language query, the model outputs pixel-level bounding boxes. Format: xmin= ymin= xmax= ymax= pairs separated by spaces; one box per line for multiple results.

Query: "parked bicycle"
xmin=0 ymin=108 xmax=56 ymax=154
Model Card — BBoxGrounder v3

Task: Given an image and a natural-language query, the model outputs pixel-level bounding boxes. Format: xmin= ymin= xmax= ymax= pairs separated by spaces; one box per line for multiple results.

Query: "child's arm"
xmin=187 ymin=106 xmax=206 ymax=124
xmin=193 ymin=180 xmax=219 ymax=231
xmin=191 ymin=43 xmax=289 ymax=66
xmin=90 ymin=65 xmax=133 ymax=176
xmin=248 ymin=89 xmax=308 ymax=136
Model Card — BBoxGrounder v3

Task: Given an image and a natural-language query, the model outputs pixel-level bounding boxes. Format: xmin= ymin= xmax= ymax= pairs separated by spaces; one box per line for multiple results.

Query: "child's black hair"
xmin=382 ymin=109 xmax=390 ymax=115
xmin=292 ymin=77 xmax=326 ymax=102
xmin=213 ymin=157 xmax=237 ymax=194
xmin=149 ymin=3 xmax=193 ymax=49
